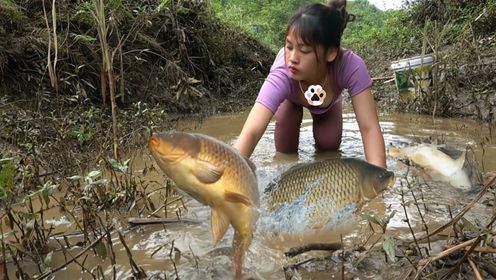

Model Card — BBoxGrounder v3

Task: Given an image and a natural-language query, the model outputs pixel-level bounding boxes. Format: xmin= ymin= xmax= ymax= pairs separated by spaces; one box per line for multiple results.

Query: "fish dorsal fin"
xmin=224 ymin=191 xmax=252 ymax=206
xmin=243 ymin=156 xmax=256 ymax=174
xmin=194 ymin=160 xmax=224 ymax=184
xmin=455 ymin=150 xmax=466 ymax=169
xmin=211 ymin=208 xmax=230 ymax=246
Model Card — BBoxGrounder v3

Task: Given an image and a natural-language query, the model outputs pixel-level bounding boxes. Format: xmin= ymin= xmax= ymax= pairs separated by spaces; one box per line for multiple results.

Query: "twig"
xmin=400 ymin=183 xmax=423 ymax=258
xmin=443 ymin=245 xmax=496 ymax=254
xmin=35 ymin=233 xmax=106 ymax=280
xmin=468 ymin=257 xmax=484 ymax=280
xmin=443 ymin=235 xmax=481 ymax=279
xmin=400 ymin=266 xmax=415 ymax=280
xmin=284 ymin=243 xmax=342 ymax=258
xmin=118 ymin=231 xmax=146 ymax=279
xmin=417 ymin=237 xmax=478 ymax=267
xmin=53 ymin=239 xmax=96 ymax=278
xmin=283 ymin=257 xmax=315 ymax=272
xmin=128 ymin=217 xmax=200 ymax=226
xmin=416 ymin=176 xmax=495 ymax=241
xmin=407 ymin=176 xmax=431 ymax=251
xmin=353 ymin=235 xmax=384 ymax=267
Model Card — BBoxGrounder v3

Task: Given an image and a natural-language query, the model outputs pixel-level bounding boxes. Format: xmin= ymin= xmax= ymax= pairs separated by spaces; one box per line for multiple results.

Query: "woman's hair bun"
xmin=326 ymin=0 xmax=355 ymax=32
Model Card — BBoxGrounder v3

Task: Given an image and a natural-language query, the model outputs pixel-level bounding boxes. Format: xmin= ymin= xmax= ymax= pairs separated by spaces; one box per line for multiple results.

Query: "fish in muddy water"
xmin=388 ymin=144 xmax=473 ymax=189
xmin=148 ymin=132 xmax=259 ymax=276
xmin=260 ymin=158 xmax=395 ymax=236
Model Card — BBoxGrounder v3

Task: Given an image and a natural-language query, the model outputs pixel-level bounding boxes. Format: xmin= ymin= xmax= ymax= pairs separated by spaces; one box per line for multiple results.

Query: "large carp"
xmin=148 ymin=132 xmax=259 ymax=276
xmin=388 ymin=144 xmax=472 ymax=189
xmin=263 ymin=158 xmax=395 ymax=232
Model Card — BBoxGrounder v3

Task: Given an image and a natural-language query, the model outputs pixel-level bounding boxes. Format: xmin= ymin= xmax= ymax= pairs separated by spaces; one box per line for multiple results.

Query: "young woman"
xmin=234 ymin=0 xmax=386 ymax=168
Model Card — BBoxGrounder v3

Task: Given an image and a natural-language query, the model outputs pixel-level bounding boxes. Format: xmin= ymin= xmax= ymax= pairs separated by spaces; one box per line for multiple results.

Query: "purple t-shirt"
xmin=256 ymin=48 xmax=373 ymax=115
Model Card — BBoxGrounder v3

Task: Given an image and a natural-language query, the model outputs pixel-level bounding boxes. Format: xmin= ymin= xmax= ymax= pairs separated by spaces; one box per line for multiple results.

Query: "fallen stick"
xmin=128 ymin=217 xmax=200 ymax=226
xmin=285 ymin=243 xmax=342 ymax=258
xmin=416 ymin=176 xmax=495 ymax=242
xmin=418 ymin=237 xmax=478 ymax=267
xmin=283 ymin=257 xmax=315 ymax=271
xmin=35 ymin=233 xmax=106 ymax=280
xmin=468 ymin=257 xmax=484 ymax=280
xmin=443 ymin=245 xmax=496 ymax=254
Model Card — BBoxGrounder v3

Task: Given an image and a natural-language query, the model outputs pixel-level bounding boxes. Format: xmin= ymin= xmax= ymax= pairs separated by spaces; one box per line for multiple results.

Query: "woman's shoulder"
xmin=271 ymin=48 xmax=287 ymax=70
xmin=335 ymin=48 xmax=373 ymax=96
xmin=337 ymin=48 xmax=367 ymax=67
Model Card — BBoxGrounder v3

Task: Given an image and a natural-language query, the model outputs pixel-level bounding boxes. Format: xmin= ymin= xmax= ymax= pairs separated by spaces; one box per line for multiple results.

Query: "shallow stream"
xmin=8 ymin=105 xmax=496 ymax=279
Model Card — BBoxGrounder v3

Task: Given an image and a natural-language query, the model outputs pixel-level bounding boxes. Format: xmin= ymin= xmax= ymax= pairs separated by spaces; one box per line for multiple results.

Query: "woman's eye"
xmin=300 ymin=47 xmax=311 ymax=54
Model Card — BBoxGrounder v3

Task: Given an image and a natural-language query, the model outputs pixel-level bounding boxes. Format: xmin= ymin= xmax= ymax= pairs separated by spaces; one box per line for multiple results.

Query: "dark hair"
xmin=286 ymin=0 xmax=354 ymax=55
xmin=326 ymin=0 xmax=355 ymax=31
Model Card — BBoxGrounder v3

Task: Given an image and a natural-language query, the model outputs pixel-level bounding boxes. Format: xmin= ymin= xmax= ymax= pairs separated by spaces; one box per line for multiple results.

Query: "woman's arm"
xmin=234 ymin=103 xmax=274 ymax=158
xmin=351 ymin=88 xmax=387 ymax=168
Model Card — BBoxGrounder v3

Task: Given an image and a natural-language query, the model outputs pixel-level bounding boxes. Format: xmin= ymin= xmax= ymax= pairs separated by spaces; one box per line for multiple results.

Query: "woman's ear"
xmin=326 ymin=48 xmax=338 ymax=63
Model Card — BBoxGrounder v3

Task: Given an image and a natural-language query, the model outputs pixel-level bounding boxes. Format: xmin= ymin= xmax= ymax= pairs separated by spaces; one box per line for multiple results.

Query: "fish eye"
xmin=310 ymin=88 xmax=315 ymax=93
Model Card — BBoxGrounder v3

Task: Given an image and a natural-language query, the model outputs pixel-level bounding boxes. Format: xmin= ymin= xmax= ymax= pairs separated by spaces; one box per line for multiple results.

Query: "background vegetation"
xmin=212 ymin=0 xmax=496 ymax=120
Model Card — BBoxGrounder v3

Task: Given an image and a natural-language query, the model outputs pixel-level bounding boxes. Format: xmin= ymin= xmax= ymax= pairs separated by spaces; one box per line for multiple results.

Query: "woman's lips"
xmin=288 ymin=66 xmax=298 ymax=75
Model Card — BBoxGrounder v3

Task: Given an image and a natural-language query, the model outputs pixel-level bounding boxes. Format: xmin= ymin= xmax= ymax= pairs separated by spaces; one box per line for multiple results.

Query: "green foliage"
xmin=344 ymin=1 xmax=420 ymax=56
xmin=211 ymin=0 xmax=314 ymax=50
xmin=68 ymin=107 xmax=100 ymax=145
xmin=383 ymin=236 xmax=396 ymax=262
xmin=0 ymin=156 xmax=16 ymax=198
xmin=0 ymin=0 xmax=28 ymax=33
xmin=210 ymin=0 xmax=419 ymax=56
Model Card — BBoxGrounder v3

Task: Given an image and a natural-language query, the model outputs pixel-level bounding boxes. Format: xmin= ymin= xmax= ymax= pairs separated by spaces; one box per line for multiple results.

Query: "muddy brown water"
xmin=7 ymin=104 xmax=496 ymax=279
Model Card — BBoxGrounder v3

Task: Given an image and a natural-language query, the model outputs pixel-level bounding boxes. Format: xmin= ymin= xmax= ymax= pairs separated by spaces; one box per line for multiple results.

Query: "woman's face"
xmin=284 ymin=29 xmax=330 ymax=83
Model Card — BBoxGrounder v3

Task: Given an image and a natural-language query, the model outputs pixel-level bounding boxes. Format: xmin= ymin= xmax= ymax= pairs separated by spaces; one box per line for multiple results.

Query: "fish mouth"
xmin=149 ymin=135 xmax=187 ymax=164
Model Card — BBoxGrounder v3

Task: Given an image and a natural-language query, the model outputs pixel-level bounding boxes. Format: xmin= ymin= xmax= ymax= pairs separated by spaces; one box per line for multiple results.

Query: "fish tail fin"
xmin=232 ymin=227 xmax=252 ymax=277
xmin=455 ymin=150 xmax=467 ymax=169
xmin=211 ymin=209 xmax=230 ymax=246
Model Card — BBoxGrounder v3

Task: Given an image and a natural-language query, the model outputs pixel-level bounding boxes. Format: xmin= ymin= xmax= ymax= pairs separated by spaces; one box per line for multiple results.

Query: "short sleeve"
xmin=255 ymin=49 xmax=291 ymax=113
xmin=341 ymin=52 xmax=373 ymax=97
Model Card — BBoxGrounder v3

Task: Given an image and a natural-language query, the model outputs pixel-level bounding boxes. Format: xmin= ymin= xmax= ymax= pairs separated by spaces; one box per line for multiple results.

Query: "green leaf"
xmin=72 ymin=34 xmax=97 ymax=43
xmin=0 ymin=159 xmax=16 ymax=193
xmin=0 ymin=186 xmax=6 ymax=199
xmin=90 ymin=179 xmax=108 ymax=185
xmin=87 ymin=170 xmax=101 ymax=178
xmin=383 ymin=237 xmax=396 ymax=263
xmin=94 ymin=240 xmax=107 ymax=259
xmin=41 ymin=181 xmax=57 ymax=205
xmin=44 ymin=251 xmax=53 ymax=267
xmin=108 ymin=158 xmax=129 ymax=173
xmin=361 ymin=213 xmax=380 ymax=225
xmin=67 ymin=175 xmax=82 ymax=180
xmin=0 ymin=157 xmax=15 ymax=164
xmin=485 ymin=233 xmax=494 ymax=247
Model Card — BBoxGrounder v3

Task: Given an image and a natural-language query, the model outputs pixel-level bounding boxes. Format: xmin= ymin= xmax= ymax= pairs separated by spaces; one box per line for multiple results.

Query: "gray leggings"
xmin=274 ymin=99 xmax=343 ymax=153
